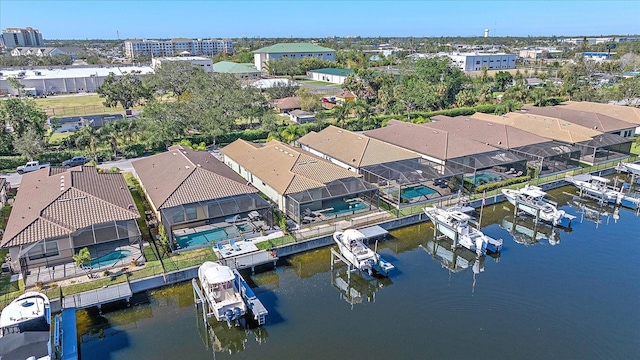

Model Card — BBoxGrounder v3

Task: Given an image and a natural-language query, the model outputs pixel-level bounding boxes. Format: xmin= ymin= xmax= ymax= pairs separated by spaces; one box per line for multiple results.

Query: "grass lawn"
xmin=34 ymin=94 xmax=143 ymax=117
xmin=631 ymin=140 xmax=640 ymax=155
xmin=48 ymin=131 xmax=75 ymax=145
xmin=297 ymin=79 xmax=343 ymax=87
xmin=255 ymin=235 xmax=296 ymax=250
xmin=123 ymin=172 xmax=152 ymax=242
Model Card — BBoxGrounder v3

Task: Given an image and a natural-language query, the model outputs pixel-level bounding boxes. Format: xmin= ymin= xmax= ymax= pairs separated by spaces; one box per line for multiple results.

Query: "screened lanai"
xmin=160 ymin=193 xmax=272 ymax=246
xmin=575 ymin=133 xmax=632 ymax=165
xmin=447 ymin=150 xmax=528 ymax=188
xmin=510 ymin=141 xmax=581 ymax=175
xmin=360 ymin=158 xmax=464 ymax=208
xmin=286 ymin=177 xmax=379 ymax=224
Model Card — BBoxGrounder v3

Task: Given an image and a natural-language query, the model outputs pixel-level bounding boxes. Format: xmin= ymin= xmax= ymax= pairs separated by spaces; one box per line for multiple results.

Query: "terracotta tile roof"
xmin=221 ymin=140 xmax=360 ymax=195
xmin=470 ymin=112 xmax=600 ymax=144
xmin=270 ymin=97 xmax=301 ymax=110
xmin=364 ymin=120 xmax=498 ymax=160
xmin=298 ymin=125 xmax=419 ymax=168
xmin=560 ymin=101 xmax=640 ymax=126
xmin=335 ymin=90 xmax=355 ymax=98
xmin=521 ymin=105 xmax=636 ymax=133
xmin=132 ymin=146 xmax=256 ymax=210
xmin=429 ymin=115 xmax=552 ymax=149
xmin=1 ymin=167 xmax=139 ymax=248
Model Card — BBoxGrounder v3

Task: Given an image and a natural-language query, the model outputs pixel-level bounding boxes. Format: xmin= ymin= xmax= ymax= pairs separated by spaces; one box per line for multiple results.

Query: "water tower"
xmin=484 ymin=29 xmax=490 ymax=38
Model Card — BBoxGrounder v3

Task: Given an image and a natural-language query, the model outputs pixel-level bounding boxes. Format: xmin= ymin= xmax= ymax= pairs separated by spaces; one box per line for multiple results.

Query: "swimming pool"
xmin=90 ymin=250 xmax=132 ymax=268
xmin=236 ymin=223 xmax=253 ymax=233
xmin=401 ymin=185 xmax=437 ymax=201
xmin=467 ymin=172 xmax=504 ymax=186
xmin=175 ymin=228 xmax=228 ymax=248
xmin=321 ymin=200 xmax=368 ymax=217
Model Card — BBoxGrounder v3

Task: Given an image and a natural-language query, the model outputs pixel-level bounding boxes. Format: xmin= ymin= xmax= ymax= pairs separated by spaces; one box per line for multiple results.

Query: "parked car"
xmin=16 ymin=161 xmax=51 ymax=174
xmin=62 ymin=156 xmax=90 ymax=167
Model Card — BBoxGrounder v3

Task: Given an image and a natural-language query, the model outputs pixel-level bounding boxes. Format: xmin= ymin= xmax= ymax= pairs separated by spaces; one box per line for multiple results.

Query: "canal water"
xmin=78 ymin=187 xmax=640 ymax=359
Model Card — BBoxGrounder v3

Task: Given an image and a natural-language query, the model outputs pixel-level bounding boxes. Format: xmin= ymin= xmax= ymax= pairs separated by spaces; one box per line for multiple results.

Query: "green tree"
xmin=455 ymin=89 xmax=477 ymax=108
xmin=74 ymin=125 xmax=100 ymax=161
xmin=296 ymin=87 xmax=321 ymax=112
xmin=263 ymin=81 xmax=300 ymax=99
xmin=494 ymin=71 xmax=514 ymax=91
xmin=12 ymin=128 xmax=46 ymax=160
xmin=612 ymin=76 xmax=640 ymax=105
xmin=7 ymin=77 xmax=25 ymax=98
xmin=146 ymin=61 xmax=205 ymax=97
xmin=139 ymin=101 xmax=188 ymax=149
xmin=0 ymin=98 xmax=47 ymax=137
xmin=96 ymin=71 xmax=153 ymax=110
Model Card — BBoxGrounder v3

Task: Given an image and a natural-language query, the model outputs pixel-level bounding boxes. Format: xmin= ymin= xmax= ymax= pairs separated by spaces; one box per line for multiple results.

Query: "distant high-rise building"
xmin=1 ymin=27 xmax=44 ymax=49
xmin=484 ymin=29 xmax=489 ymax=38
xmin=124 ymin=38 xmax=233 ymax=59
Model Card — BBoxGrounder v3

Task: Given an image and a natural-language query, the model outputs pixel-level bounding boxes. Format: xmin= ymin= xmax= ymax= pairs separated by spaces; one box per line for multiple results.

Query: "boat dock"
xmin=61 ymin=282 xmax=132 ymax=313
xmin=53 ymin=308 xmax=79 ymax=360
xmin=214 ymin=241 xmax=278 ymax=274
xmin=330 ymin=247 xmax=394 ymax=278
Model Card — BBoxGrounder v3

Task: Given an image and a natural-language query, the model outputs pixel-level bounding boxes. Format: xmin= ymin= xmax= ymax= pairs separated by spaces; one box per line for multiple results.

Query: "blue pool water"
xmin=236 ymin=223 xmax=253 ymax=232
xmin=321 ymin=200 xmax=367 ymax=217
xmin=175 ymin=228 xmax=228 ymax=248
xmin=90 ymin=250 xmax=131 ymax=268
xmin=401 ymin=185 xmax=437 ymax=200
xmin=468 ymin=172 xmax=504 ymax=186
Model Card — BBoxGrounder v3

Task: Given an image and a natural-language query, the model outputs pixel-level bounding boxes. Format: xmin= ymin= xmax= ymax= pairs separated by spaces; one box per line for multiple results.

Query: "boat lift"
xmin=192 ymin=269 xmax=268 ymax=326
xmin=330 ymin=247 xmax=394 ymax=281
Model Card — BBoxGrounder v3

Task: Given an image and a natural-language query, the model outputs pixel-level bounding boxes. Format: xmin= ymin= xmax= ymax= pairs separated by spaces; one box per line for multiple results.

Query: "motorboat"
xmin=423 ymin=206 xmax=503 ymax=257
xmin=502 ymin=185 xmax=575 ymax=227
xmin=333 ymin=229 xmax=394 ymax=276
xmin=616 ymin=162 xmax=640 ymax=176
xmin=0 ymin=292 xmax=52 ymax=360
xmin=0 ymin=292 xmax=51 ymax=338
xmin=198 ymin=262 xmax=247 ymax=323
xmin=566 ymin=174 xmax=640 ymax=209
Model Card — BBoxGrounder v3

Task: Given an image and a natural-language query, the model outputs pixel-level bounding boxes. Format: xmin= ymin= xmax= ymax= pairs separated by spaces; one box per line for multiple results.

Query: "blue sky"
xmin=1 ymin=1 xmax=638 ymax=39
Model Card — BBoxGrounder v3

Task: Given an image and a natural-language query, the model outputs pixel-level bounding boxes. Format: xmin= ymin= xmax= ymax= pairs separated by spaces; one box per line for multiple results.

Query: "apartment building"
xmin=1 ymin=27 xmax=44 ymax=49
xmin=124 ymin=38 xmax=233 ymax=59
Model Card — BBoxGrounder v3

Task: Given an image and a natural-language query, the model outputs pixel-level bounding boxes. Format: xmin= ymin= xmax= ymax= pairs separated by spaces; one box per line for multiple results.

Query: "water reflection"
xmin=500 ymin=216 xmax=564 ymax=246
xmin=419 ymin=237 xmax=497 ymax=292
xmin=570 ymin=199 xmax=621 ymax=228
xmin=329 ymin=267 xmax=393 ymax=309
xmin=194 ymin=301 xmax=268 ymax=356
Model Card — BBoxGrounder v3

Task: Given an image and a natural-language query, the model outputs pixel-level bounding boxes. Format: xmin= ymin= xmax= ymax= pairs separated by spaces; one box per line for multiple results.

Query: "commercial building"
xmin=221 ymin=140 xmax=378 ymax=224
xmin=124 ymin=38 xmax=233 ymax=59
xmin=447 ymin=53 xmax=517 ymax=72
xmin=253 ymin=43 xmax=336 ymax=71
xmin=581 ymin=52 xmax=614 ymax=62
xmin=10 ymin=47 xmax=83 ymax=58
xmin=307 ymin=68 xmax=354 ymax=84
xmin=132 ymin=145 xmax=271 ymax=248
xmin=151 ymin=56 xmax=214 ymax=72
xmin=1 ymin=27 xmax=44 ymax=49
xmin=0 ymin=65 xmax=154 ymax=96
xmin=211 ymin=61 xmax=261 ymax=79
xmin=1 ymin=166 xmax=141 ymax=277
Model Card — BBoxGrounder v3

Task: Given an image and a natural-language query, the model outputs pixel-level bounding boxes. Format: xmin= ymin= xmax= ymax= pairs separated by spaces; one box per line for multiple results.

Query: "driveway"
xmin=0 ymin=157 xmax=143 ymax=187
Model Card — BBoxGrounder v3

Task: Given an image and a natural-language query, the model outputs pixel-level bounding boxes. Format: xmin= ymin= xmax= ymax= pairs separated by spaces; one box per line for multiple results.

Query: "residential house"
xmin=10 ymin=47 xmax=82 ymax=58
xmin=253 ymin=43 xmax=336 ymax=71
xmin=430 ymin=115 xmax=581 ymax=175
xmin=1 ymin=166 xmax=141 ymax=276
xmin=132 ymin=145 xmax=271 ymax=246
xmin=221 ymin=140 xmax=378 ymax=223
xmin=289 ymin=110 xmax=315 ymax=124
xmin=471 ymin=112 xmax=632 ymax=165
xmin=364 ymin=120 xmax=528 ymax=185
xmin=270 ymin=97 xmax=301 ymax=114
xmin=334 ymin=90 xmax=356 ymax=104
xmin=559 ymin=101 xmax=640 ymax=135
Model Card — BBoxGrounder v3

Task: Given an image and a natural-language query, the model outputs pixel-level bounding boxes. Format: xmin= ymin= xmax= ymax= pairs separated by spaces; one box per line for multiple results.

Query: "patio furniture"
xmin=216 ymin=242 xmax=231 ymax=256
xmin=225 ymin=214 xmax=241 ymax=224
xmin=229 ymin=239 xmax=241 ymax=251
xmin=248 ymin=211 xmax=261 ymax=221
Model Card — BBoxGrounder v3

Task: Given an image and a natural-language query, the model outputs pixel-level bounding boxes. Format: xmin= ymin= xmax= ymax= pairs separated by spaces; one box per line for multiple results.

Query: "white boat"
xmin=0 ymin=292 xmax=52 ymax=360
xmin=333 ymin=229 xmax=394 ymax=276
xmin=0 ymin=292 xmax=51 ymax=338
xmin=617 ymin=162 xmax=640 ymax=176
xmin=198 ymin=262 xmax=247 ymax=323
xmin=502 ymin=185 xmax=575 ymax=227
xmin=566 ymin=174 xmax=640 ymax=209
xmin=423 ymin=206 xmax=502 ymax=257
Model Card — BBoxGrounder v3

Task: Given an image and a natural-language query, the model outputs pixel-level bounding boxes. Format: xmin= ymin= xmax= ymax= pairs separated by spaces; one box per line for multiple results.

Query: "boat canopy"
xmin=200 ymin=262 xmax=235 ymax=285
xmin=450 ymin=211 xmax=472 ymax=221
xmin=519 ymin=185 xmax=547 ymax=198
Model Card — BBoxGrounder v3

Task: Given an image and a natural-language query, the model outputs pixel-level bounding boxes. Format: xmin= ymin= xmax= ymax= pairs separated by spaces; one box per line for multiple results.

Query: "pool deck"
xmin=23 ymin=245 xmax=142 ymax=288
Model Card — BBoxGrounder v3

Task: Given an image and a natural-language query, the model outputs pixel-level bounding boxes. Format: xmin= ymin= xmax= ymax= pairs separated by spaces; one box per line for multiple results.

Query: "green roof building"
xmin=253 ymin=42 xmax=336 ymax=71
xmin=307 ymin=68 xmax=354 ymax=85
xmin=212 ymin=61 xmax=261 ymax=79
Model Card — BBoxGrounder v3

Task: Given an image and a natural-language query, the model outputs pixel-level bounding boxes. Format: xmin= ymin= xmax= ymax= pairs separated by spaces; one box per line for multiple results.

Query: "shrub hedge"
xmin=475 ymin=175 xmax=531 ymax=193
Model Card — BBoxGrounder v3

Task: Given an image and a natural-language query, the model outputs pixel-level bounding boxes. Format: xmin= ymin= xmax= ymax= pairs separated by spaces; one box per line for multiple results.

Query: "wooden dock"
xmin=61 ymin=283 xmax=132 ymax=312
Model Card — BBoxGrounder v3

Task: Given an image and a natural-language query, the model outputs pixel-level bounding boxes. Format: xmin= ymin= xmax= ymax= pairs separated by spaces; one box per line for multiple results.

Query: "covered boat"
xmin=502 ymin=185 xmax=575 ymax=227
xmin=0 ymin=291 xmax=52 ymax=360
xmin=423 ymin=206 xmax=502 ymax=257
xmin=198 ymin=262 xmax=247 ymax=323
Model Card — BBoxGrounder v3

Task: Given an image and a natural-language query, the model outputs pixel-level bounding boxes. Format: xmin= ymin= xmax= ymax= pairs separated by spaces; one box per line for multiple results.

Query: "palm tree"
xmin=333 ymin=104 xmax=350 ymax=128
xmin=97 ymin=123 xmax=119 ymax=159
xmin=75 ymin=125 xmax=99 ymax=161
